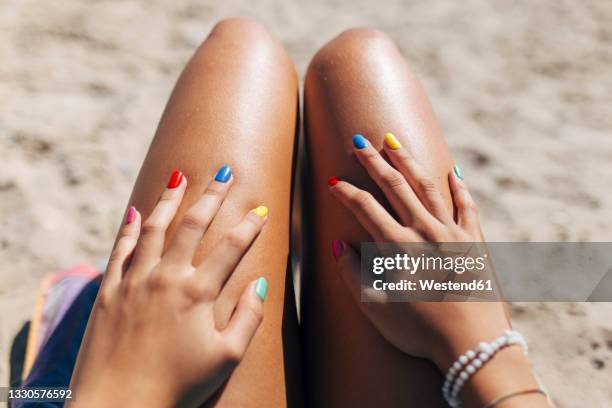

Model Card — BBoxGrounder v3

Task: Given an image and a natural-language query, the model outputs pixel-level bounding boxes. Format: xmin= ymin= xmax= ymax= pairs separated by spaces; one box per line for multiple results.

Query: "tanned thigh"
xmin=302 ymin=28 xmax=454 ymax=408
xmin=125 ymin=18 xmax=301 ymax=408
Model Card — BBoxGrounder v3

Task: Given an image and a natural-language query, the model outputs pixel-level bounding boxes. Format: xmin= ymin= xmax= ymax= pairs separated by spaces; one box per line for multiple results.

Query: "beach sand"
xmin=1 ymin=0 xmax=611 ymax=406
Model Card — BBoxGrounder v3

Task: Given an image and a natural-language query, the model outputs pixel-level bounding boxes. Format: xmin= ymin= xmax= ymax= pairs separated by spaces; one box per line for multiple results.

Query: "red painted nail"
xmin=167 ymin=170 xmax=184 ymax=189
xmin=331 ymin=240 xmax=345 ymax=260
xmin=125 ymin=206 xmax=137 ymax=225
xmin=328 ymin=176 xmax=341 ymax=187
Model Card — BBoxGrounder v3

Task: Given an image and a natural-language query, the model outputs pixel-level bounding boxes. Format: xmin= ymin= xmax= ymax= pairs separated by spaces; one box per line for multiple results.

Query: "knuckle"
xmin=121 ymin=277 xmax=140 ymax=297
xmin=425 ymin=224 xmax=447 ymax=240
xmin=361 ymin=148 xmax=379 ymax=160
xmin=380 ymin=229 xmax=404 ymax=243
xmin=224 ymin=230 xmax=251 ymax=251
xmin=140 ymin=222 xmax=163 ymax=237
xmin=399 ymin=154 xmax=415 ymax=169
xmin=350 ymin=190 xmax=373 ymax=211
xmin=108 ymin=239 xmax=134 ymax=265
xmin=180 ymin=213 xmax=209 ymax=233
xmin=108 ymin=248 xmax=125 ymax=266
xmin=222 ymin=342 xmax=244 ymax=365
xmin=182 ymin=279 xmax=213 ymax=300
xmin=465 ymin=200 xmax=479 ymax=214
xmin=203 ymin=184 xmax=223 ymax=197
xmin=96 ymin=288 xmax=114 ymax=309
xmin=245 ymin=302 xmax=263 ymax=324
xmin=117 ymin=227 xmax=134 ymax=240
xmin=148 ymin=271 xmax=172 ymax=291
xmin=460 ymin=193 xmax=478 ymax=213
xmin=418 ymin=177 xmax=438 ymax=194
xmin=382 ymin=170 xmax=406 ymax=189
xmin=158 ymin=190 xmax=176 ymax=203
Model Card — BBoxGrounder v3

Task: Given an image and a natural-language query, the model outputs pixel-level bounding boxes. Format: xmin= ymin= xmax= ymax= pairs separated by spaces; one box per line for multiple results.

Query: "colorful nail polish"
xmin=384 ymin=132 xmax=402 ymax=150
xmin=214 ymin=165 xmax=232 ymax=183
xmin=125 ymin=206 xmax=137 ymax=225
xmin=255 ymin=277 xmax=268 ymax=301
xmin=167 ymin=170 xmax=184 ymax=189
xmin=328 ymin=176 xmax=341 ymax=187
xmin=352 ymin=134 xmax=368 ymax=149
xmin=331 ymin=240 xmax=345 ymax=260
xmin=251 ymin=205 xmax=269 ymax=218
xmin=453 ymin=165 xmax=465 ymax=180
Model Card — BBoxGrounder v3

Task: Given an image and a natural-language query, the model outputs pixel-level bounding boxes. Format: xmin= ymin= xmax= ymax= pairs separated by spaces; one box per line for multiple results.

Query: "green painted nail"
xmin=453 ymin=165 xmax=464 ymax=180
xmin=255 ymin=277 xmax=268 ymax=301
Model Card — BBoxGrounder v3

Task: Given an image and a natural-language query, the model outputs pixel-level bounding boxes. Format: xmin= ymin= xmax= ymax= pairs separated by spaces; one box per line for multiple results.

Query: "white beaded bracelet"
xmin=442 ymin=330 xmax=528 ymax=408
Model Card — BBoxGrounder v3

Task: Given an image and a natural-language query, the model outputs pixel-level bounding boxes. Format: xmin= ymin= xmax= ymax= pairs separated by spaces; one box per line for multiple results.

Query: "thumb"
xmin=222 ymin=277 xmax=267 ymax=361
xmin=332 ymin=240 xmax=363 ymax=304
xmin=332 ymin=240 xmax=388 ymax=306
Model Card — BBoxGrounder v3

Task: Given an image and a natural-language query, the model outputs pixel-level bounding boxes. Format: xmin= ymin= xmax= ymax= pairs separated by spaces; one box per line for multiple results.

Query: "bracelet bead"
xmin=442 ymin=330 xmax=528 ymax=408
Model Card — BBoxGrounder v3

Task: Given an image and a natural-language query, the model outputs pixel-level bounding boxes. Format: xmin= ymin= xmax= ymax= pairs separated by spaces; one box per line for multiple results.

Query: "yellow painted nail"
xmin=251 ymin=205 xmax=269 ymax=218
xmin=384 ymin=132 xmax=402 ymax=150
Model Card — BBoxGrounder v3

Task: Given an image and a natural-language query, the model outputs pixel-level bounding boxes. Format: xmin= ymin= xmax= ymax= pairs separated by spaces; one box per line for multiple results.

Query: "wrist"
xmin=459 ymin=346 xmax=542 ymax=407
xmin=68 ymin=370 xmax=177 ymax=408
xmin=432 ymin=325 xmax=510 ymax=372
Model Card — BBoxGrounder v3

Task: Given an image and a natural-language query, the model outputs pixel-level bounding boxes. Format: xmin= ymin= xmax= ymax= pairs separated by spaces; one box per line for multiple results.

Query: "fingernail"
xmin=331 ymin=240 xmax=345 ymax=260
xmin=255 ymin=277 xmax=268 ymax=301
xmin=328 ymin=176 xmax=341 ymax=187
xmin=453 ymin=165 xmax=464 ymax=180
xmin=384 ymin=132 xmax=402 ymax=150
xmin=251 ymin=205 xmax=269 ymax=218
xmin=167 ymin=170 xmax=184 ymax=189
xmin=214 ymin=165 xmax=232 ymax=183
xmin=352 ymin=134 xmax=368 ymax=149
xmin=125 ymin=206 xmax=137 ymax=225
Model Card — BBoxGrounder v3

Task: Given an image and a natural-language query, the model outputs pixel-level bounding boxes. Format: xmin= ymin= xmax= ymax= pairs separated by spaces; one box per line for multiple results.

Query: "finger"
xmin=192 ymin=206 xmax=268 ymax=298
xmin=448 ymin=165 xmax=481 ymax=235
xmin=383 ymin=132 xmax=453 ymax=225
xmin=332 ymin=241 xmax=388 ymax=307
xmin=164 ymin=165 xmax=233 ymax=265
xmin=130 ymin=169 xmax=187 ymax=272
xmin=221 ymin=278 xmax=266 ymax=363
xmin=104 ymin=206 xmax=141 ymax=288
xmin=351 ymin=134 xmax=436 ymax=228
xmin=328 ymin=178 xmax=420 ymax=242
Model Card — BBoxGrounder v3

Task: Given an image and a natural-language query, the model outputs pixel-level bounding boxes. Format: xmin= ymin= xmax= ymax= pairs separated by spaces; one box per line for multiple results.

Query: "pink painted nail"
xmin=331 ymin=240 xmax=345 ymax=260
xmin=126 ymin=206 xmax=137 ymax=225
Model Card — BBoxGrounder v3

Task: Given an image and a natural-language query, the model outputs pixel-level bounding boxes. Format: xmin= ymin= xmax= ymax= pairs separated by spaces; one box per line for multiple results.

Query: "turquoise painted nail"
xmin=255 ymin=277 xmax=268 ymax=301
xmin=352 ymin=134 xmax=368 ymax=149
xmin=214 ymin=165 xmax=232 ymax=183
xmin=453 ymin=165 xmax=464 ymax=180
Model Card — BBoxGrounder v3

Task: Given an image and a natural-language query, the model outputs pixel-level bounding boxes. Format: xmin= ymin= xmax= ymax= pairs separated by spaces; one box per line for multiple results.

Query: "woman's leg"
xmin=125 ymin=18 xmax=301 ymax=407
xmin=302 ymin=28 xmax=454 ymax=407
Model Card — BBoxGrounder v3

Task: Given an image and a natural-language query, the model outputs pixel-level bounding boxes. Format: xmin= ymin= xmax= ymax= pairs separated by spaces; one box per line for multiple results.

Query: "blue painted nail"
xmin=453 ymin=165 xmax=464 ymax=180
xmin=214 ymin=165 xmax=232 ymax=183
xmin=255 ymin=277 xmax=268 ymax=301
xmin=352 ymin=134 xmax=368 ymax=150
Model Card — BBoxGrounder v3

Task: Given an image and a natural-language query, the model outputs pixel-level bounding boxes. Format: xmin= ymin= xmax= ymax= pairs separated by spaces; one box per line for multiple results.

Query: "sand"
xmin=1 ymin=0 xmax=611 ymax=406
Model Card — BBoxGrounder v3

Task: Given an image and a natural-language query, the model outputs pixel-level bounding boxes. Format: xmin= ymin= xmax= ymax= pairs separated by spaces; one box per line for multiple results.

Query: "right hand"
xmin=328 ymin=134 xmax=510 ymax=370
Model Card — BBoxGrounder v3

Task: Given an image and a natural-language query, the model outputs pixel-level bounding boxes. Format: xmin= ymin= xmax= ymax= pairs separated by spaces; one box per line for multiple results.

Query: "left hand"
xmin=68 ymin=170 xmax=269 ymax=408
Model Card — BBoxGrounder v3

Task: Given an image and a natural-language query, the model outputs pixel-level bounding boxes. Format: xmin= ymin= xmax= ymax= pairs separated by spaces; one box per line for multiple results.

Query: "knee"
xmin=209 ymin=17 xmax=271 ymax=42
xmin=306 ymin=28 xmax=398 ymax=81
xmin=331 ymin=27 xmax=395 ymax=49
xmin=202 ymin=17 xmax=295 ymax=76
xmin=206 ymin=17 xmax=286 ymax=58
